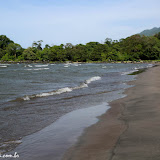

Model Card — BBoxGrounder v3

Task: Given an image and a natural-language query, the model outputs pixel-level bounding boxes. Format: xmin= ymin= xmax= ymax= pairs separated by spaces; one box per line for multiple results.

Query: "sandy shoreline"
xmin=63 ymin=65 xmax=160 ymax=160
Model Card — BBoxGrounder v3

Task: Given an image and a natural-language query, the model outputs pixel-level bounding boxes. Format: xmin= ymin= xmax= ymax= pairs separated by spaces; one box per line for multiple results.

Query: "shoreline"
xmin=0 ymin=63 xmax=149 ymax=156
xmin=63 ymin=65 xmax=160 ymax=160
xmin=7 ymin=103 xmax=110 ymax=160
xmin=62 ymin=87 xmax=128 ymax=160
xmin=0 ymin=60 xmax=160 ymax=64
xmin=0 ymin=63 xmax=156 ymax=159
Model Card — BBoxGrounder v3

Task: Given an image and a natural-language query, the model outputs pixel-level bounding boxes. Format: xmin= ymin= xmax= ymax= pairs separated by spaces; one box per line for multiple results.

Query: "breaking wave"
xmin=121 ymin=69 xmax=139 ymax=75
xmin=0 ymin=66 xmax=7 ymax=68
xmin=35 ymin=64 xmax=49 ymax=67
xmin=25 ymin=68 xmax=49 ymax=71
xmin=85 ymin=76 xmax=101 ymax=84
xmin=0 ymin=64 xmax=10 ymax=65
xmin=121 ymin=64 xmax=154 ymax=75
xmin=21 ymin=76 xmax=101 ymax=101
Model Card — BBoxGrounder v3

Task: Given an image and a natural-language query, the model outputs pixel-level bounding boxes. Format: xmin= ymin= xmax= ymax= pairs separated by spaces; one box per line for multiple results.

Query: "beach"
xmin=63 ymin=65 xmax=160 ymax=160
xmin=0 ymin=63 xmax=154 ymax=159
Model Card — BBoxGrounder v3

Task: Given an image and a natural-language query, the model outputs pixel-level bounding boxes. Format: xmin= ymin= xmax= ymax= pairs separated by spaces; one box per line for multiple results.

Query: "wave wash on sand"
xmin=63 ymin=65 xmax=160 ymax=160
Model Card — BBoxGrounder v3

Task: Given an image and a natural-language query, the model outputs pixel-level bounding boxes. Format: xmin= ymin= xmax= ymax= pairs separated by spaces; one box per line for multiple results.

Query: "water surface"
xmin=0 ymin=63 xmax=151 ymax=154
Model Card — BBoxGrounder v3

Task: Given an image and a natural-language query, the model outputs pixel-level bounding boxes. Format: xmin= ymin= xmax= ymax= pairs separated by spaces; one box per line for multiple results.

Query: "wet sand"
xmin=63 ymin=65 xmax=160 ymax=160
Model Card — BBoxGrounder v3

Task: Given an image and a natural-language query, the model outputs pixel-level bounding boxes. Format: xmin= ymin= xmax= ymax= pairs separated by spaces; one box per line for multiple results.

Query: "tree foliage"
xmin=1 ymin=33 xmax=160 ymax=62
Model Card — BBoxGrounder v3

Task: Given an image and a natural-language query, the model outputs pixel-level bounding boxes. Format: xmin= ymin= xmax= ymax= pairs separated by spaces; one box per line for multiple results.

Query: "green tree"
xmin=6 ymin=43 xmax=23 ymax=59
xmin=104 ymin=38 xmax=112 ymax=46
xmin=22 ymin=47 xmax=37 ymax=60
xmin=0 ymin=35 xmax=13 ymax=49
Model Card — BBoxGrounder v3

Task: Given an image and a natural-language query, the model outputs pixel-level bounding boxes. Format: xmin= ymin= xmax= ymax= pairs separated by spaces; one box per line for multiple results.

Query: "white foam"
xmin=0 ymin=66 xmax=7 ymax=68
xmin=34 ymin=68 xmax=49 ymax=70
xmin=72 ymin=63 xmax=79 ymax=66
xmin=36 ymin=87 xmax=72 ymax=97
xmin=147 ymin=64 xmax=154 ymax=68
xmin=0 ymin=64 xmax=10 ymax=65
xmin=56 ymin=87 xmax=73 ymax=94
xmin=121 ymin=70 xmax=139 ymax=75
xmin=102 ymin=66 xmax=107 ymax=69
xmin=25 ymin=68 xmax=49 ymax=71
xmin=64 ymin=65 xmax=69 ymax=68
xmin=28 ymin=65 xmax=33 ymax=67
xmin=74 ymin=83 xmax=88 ymax=89
xmin=23 ymin=87 xmax=73 ymax=100
xmin=36 ymin=92 xmax=52 ymax=97
xmin=35 ymin=64 xmax=49 ymax=67
xmin=23 ymin=96 xmax=30 ymax=101
xmin=22 ymin=76 xmax=101 ymax=101
xmin=64 ymin=63 xmax=71 ymax=67
xmin=86 ymin=76 xmax=101 ymax=84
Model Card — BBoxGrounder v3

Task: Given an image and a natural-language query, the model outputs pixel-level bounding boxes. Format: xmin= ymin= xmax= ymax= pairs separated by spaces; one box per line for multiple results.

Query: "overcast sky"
xmin=0 ymin=0 xmax=160 ymax=48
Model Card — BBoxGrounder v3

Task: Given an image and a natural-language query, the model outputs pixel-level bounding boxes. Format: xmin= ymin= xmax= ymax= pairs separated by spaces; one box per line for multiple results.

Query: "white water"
xmin=22 ymin=76 xmax=101 ymax=100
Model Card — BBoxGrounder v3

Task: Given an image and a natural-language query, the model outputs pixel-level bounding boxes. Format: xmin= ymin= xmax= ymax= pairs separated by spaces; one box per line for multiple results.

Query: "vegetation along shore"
xmin=0 ymin=32 xmax=160 ymax=63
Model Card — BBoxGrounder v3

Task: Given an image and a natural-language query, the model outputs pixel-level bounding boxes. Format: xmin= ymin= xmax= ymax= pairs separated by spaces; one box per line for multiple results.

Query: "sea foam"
xmin=0 ymin=64 xmax=10 ymax=65
xmin=22 ymin=76 xmax=101 ymax=100
xmin=0 ymin=66 xmax=7 ymax=68
xmin=35 ymin=64 xmax=49 ymax=67
xmin=36 ymin=87 xmax=73 ymax=97
xmin=25 ymin=68 xmax=49 ymax=71
xmin=85 ymin=76 xmax=101 ymax=84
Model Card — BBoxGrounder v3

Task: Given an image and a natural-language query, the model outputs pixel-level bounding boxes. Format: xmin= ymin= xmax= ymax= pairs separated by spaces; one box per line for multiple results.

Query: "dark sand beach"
xmin=63 ymin=65 xmax=160 ymax=160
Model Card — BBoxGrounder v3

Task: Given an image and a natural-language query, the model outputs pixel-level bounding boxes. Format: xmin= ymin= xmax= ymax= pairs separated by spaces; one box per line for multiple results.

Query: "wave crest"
xmin=85 ymin=76 xmax=101 ymax=84
xmin=21 ymin=76 xmax=101 ymax=101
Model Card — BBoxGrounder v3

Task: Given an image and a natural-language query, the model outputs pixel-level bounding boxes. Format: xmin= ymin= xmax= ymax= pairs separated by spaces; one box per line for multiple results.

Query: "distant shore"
xmin=1 ymin=60 xmax=160 ymax=64
xmin=63 ymin=65 xmax=160 ymax=160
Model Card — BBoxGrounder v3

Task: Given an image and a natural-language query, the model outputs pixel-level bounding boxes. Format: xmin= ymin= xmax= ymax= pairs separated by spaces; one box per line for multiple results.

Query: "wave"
xmin=0 ymin=64 xmax=10 ymax=65
xmin=121 ymin=66 xmax=146 ymax=75
xmin=25 ymin=68 xmax=49 ymax=71
xmin=121 ymin=69 xmax=139 ymax=75
xmin=72 ymin=76 xmax=101 ymax=90
xmin=28 ymin=65 xmax=33 ymax=67
xmin=22 ymin=87 xmax=73 ymax=100
xmin=35 ymin=64 xmax=49 ymax=67
xmin=147 ymin=64 xmax=154 ymax=68
xmin=121 ymin=64 xmax=154 ymax=75
xmin=85 ymin=76 xmax=101 ymax=84
xmin=21 ymin=76 xmax=101 ymax=101
xmin=36 ymin=87 xmax=73 ymax=97
xmin=0 ymin=66 xmax=7 ymax=68
xmin=72 ymin=63 xmax=81 ymax=66
xmin=64 ymin=65 xmax=69 ymax=68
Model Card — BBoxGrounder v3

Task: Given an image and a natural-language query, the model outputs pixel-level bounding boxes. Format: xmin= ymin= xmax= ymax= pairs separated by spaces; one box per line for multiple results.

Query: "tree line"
xmin=0 ymin=33 xmax=160 ymax=62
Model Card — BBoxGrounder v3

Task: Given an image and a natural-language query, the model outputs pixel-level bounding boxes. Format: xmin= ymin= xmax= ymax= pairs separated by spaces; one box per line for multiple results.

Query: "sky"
xmin=0 ymin=0 xmax=160 ymax=48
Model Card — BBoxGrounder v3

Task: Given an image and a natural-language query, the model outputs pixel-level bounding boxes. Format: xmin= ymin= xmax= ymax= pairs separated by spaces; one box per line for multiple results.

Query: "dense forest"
xmin=0 ymin=33 xmax=160 ymax=62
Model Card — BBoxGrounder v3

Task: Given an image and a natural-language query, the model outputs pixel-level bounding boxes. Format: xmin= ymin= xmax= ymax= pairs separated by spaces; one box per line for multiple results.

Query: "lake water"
xmin=0 ymin=62 xmax=152 ymax=158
